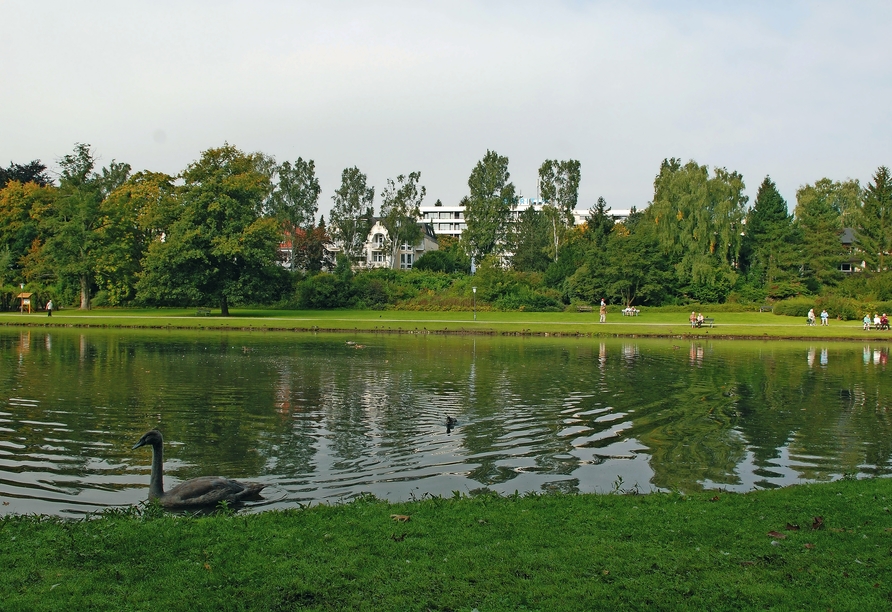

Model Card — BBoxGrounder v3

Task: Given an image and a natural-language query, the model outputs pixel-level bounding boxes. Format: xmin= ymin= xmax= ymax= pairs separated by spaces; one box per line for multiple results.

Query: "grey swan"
xmin=132 ymin=429 xmax=265 ymax=509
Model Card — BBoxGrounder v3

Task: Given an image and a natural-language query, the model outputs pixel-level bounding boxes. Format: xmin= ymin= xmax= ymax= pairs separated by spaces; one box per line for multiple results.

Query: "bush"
xmin=772 ymin=297 xmax=815 ymax=318
xmin=295 ymin=273 xmax=354 ymax=309
xmin=414 ymin=251 xmax=459 ymax=273
xmin=813 ymin=296 xmax=860 ymax=321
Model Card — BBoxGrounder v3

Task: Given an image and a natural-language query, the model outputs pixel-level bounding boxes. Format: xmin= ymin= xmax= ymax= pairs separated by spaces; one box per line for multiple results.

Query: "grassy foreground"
xmin=1 ymin=307 xmax=889 ymax=340
xmin=3 ymin=479 xmax=892 ymax=611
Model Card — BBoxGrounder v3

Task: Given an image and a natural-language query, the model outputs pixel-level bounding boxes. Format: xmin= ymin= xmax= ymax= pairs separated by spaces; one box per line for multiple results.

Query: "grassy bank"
xmin=2 ymin=478 xmax=891 ymax=611
xmin=1 ymin=307 xmax=889 ymax=340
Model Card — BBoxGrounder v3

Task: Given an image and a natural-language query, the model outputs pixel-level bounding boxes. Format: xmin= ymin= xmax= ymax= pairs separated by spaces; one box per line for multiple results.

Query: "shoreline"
xmin=1 ymin=314 xmax=887 ymax=342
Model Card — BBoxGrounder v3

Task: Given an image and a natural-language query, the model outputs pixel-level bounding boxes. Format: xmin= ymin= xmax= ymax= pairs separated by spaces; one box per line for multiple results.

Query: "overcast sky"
xmin=2 ymin=1 xmax=890 ymax=217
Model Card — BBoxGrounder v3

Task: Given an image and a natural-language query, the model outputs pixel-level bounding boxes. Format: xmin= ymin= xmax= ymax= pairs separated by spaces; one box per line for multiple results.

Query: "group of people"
xmin=806 ymin=308 xmax=830 ymax=326
xmin=863 ymin=313 xmax=890 ymax=330
xmin=689 ymin=311 xmax=706 ymax=328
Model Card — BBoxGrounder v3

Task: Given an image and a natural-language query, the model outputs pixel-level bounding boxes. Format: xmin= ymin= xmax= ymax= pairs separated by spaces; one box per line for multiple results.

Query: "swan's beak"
xmin=132 ymin=438 xmax=146 ymax=450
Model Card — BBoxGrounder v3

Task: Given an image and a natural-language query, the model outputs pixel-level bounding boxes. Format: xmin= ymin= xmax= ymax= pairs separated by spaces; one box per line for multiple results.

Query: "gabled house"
xmin=840 ymin=227 xmax=866 ymax=273
xmin=361 ymin=219 xmax=438 ymax=270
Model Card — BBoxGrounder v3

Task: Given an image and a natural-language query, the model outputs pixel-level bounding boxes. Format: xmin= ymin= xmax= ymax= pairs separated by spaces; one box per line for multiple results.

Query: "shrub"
xmin=772 ymin=297 xmax=815 ymax=318
xmin=295 ymin=273 xmax=354 ymax=309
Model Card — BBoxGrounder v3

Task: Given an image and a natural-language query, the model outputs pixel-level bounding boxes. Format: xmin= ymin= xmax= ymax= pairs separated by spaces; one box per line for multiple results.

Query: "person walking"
xmin=599 ymin=299 xmax=607 ymax=323
xmin=46 ymin=299 xmax=53 ymax=317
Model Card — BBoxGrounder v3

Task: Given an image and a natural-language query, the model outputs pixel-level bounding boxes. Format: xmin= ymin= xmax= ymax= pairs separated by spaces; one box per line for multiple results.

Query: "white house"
xmin=360 ymin=219 xmax=439 ymax=270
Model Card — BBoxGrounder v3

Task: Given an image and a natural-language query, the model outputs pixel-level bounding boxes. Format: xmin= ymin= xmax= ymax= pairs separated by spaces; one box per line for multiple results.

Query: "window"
xmin=372 ymin=251 xmax=385 ymax=263
xmin=400 ymin=253 xmax=413 ymax=269
xmin=372 ymin=233 xmax=385 ymax=247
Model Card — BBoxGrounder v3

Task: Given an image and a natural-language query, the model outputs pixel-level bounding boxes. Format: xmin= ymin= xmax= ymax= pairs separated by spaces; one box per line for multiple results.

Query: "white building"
xmin=418 ymin=198 xmax=632 ymax=238
xmin=359 ymin=219 xmax=439 ymax=270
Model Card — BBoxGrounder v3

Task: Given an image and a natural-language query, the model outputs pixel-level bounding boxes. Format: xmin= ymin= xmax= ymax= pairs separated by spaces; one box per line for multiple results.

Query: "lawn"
xmin=2 ymin=478 xmax=891 ymax=611
xmin=1 ymin=307 xmax=885 ymax=340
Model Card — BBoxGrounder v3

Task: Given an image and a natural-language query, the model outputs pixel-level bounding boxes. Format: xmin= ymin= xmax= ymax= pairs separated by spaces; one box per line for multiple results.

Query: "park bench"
xmin=699 ymin=317 xmax=715 ymax=328
xmin=196 ymin=308 xmax=211 ymax=316
xmin=576 ymin=305 xmax=593 ymax=312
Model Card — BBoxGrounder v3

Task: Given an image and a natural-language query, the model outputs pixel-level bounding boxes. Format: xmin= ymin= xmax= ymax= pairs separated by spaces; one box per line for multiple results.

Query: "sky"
xmin=2 ymin=1 xmax=890 ymax=218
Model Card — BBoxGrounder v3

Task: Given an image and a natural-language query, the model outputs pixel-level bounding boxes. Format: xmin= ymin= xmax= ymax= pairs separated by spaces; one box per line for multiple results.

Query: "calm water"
xmin=1 ymin=328 xmax=890 ymax=517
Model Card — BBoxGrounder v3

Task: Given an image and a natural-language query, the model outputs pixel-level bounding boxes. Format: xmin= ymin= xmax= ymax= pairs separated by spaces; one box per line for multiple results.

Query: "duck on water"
xmin=132 ymin=429 xmax=265 ymax=509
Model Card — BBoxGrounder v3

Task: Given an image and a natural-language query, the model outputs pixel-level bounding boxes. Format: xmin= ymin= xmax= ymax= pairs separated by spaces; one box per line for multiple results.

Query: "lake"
xmin=1 ymin=328 xmax=890 ymax=517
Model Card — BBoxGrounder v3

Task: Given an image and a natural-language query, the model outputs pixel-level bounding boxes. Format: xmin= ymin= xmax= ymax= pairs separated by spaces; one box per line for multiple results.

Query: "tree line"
xmin=1 ymin=143 xmax=890 ymax=314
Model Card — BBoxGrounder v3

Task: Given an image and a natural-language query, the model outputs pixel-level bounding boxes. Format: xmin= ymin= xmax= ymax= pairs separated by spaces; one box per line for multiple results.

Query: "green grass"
xmin=2 ymin=479 xmax=891 ymax=611
xmin=1 ymin=307 xmax=886 ymax=340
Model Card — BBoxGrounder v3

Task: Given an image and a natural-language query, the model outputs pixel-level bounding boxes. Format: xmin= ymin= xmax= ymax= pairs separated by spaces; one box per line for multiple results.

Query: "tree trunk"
xmin=79 ymin=275 xmax=90 ymax=310
xmin=220 ymin=296 xmax=229 ymax=317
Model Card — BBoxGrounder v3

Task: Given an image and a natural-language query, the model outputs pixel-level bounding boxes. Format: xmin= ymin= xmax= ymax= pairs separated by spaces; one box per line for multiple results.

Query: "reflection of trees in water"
xmin=3 ymin=331 xmax=892 ymax=505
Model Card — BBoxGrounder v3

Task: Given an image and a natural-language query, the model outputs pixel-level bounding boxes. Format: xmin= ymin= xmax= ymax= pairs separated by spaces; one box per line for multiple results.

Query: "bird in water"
xmin=445 ymin=415 xmax=458 ymax=433
xmin=132 ymin=429 xmax=265 ymax=509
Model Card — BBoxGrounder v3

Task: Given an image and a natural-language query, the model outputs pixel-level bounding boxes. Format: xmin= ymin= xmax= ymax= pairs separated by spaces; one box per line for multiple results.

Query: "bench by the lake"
xmin=622 ymin=307 xmax=640 ymax=316
xmin=196 ymin=308 xmax=211 ymax=316
xmin=694 ymin=317 xmax=715 ymax=328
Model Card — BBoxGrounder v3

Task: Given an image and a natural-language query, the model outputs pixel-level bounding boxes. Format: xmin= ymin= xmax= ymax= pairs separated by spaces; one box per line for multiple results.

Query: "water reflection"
xmin=1 ymin=329 xmax=890 ymax=517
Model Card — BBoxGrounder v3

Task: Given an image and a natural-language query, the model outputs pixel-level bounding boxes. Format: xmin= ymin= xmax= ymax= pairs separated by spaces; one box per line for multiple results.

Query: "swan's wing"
xmin=162 ymin=476 xmax=264 ymax=507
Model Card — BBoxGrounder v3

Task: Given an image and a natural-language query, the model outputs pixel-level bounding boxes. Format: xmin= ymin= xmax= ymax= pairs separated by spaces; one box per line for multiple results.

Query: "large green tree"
xmin=648 ymin=158 xmax=747 ymax=300
xmin=379 ymin=172 xmax=425 ymax=269
xmin=330 ymin=167 xmax=374 ymax=263
xmin=0 ymin=160 xmax=52 ymax=189
xmin=741 ymin=176 xmax=801 ymax=297
xmin=794 ymin=179 xmax=848 ymax=289
xmin=0 ymin=180 xmax=54 ymax=284
xmin=603 ymin=221 xmax=672 ymax=307
xmin=858 ymin=166 xmax=892 ymax=272
xmin=270 ymin=158 xmax=321 ymax=271
xmin=463 ymin=150 xmax=516 ymax=260
xmin=509 ymin=206 xmax=552 ymax=272
xmin=95 ymin=171 xmax=178 ymax=305
xmin=538 ymin=159 xmax=581 ymax=226
xmin=26 ymin=144 xmax=131 ymax=309
xmin=136 ymin=144 xmax=283 ymax=316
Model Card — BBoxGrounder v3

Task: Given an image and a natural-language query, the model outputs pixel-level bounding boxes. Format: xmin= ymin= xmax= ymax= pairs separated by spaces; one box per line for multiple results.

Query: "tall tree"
xmin=509 ymin=206 xmax=551 ymax=272
xmin=27 ymin=144 xmax=131 ymax=309
xmin=741 ymin=176 xmax=801 ymax=296
xmin=0 ymin=160 xmax=52 ymax=188
xmin=0 ymin=180 xmax=54 ymax=283
xmin=585 ymin=196 xmax=614 ymax=249
xmin=858 ymin=166 xmax=892 ymax=272
xmin=136 ymin=144 xmax=282 ymax=316
xmin=648 ymin=158 xmax=747 ymax=297
xmin=463 ymin=150 xmax=516 ymax=259
xmin=795 ymin=179 xmax=847 ymax=289
xmin=379 ymin=172 xmax=426 ymax=269
xmin=290 ymin=219 xmax=332 ymax=273
xmin=603 ymin=221 xmax=672 ymax=307
xmin=329 ymin=167 xmax=374 ymax=262
xmin=95 ymin=171 xmax=177 ymax=305
xmin=538 ymin=159 xmax=581 ymax=226
xmin=271 ymin=158 xmax=321 ymax=270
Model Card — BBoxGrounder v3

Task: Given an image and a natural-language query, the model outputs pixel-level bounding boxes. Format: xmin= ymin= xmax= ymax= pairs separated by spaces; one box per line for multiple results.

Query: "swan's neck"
xmin=148 ymin=441 xmax=165 ymax=499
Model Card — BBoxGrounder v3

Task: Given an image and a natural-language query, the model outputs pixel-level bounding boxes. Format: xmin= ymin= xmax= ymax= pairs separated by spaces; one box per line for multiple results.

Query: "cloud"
xmin=1 ymin=1 xmax=889 ymax=215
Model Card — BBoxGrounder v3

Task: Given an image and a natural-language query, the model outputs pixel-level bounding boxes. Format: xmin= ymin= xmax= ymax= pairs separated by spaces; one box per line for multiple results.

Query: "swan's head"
xmin=133 ymin=429 xmax=163 ymax=450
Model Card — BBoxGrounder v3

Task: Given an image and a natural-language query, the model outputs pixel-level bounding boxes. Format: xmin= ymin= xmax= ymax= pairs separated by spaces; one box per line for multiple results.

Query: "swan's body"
xmin=132 ymin=429 xmax=265 ymax=509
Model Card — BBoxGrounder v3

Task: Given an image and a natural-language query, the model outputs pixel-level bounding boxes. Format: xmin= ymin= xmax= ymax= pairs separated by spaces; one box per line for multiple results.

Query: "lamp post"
xmin=20 ymin=283 xmax=24 ymax=314
xmin=472 ymin=286 xmax=477 ymax=321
